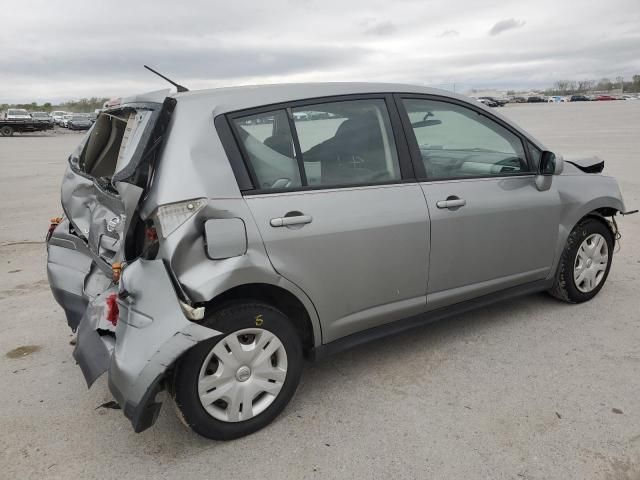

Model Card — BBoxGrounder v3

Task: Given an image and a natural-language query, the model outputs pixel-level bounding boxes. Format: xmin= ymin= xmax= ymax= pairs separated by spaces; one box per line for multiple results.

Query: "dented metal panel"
xmin=109 ymin=259 xmax=221 ymax=412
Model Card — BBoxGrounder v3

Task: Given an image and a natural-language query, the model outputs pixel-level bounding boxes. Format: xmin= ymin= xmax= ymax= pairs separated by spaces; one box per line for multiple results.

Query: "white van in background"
xmin=51 ymin=111 xmax=67 ymax=125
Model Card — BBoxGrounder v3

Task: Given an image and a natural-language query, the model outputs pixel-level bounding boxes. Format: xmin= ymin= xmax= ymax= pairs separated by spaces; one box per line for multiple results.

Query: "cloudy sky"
xmin=2 ymin=0 xmax=639 ymax=103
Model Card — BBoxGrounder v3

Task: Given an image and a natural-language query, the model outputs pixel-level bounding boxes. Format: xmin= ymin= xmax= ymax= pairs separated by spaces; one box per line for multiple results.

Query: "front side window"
xmin=292 ymin=99 xmax=401 ymax=186
xmin=402 ymin=98 xmax=529 ymax=179
xmin=232 ymin=110 xmax=302 ymax=190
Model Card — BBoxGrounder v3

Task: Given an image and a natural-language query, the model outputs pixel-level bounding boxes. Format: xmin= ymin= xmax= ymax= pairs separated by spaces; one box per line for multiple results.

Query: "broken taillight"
xmin=106 ymin=293 xmax=119 ymax=326
xmin=145 ymin=226 xmax=158 ymax=242
xmin=46 ymin=216 xmax=63 ymax=242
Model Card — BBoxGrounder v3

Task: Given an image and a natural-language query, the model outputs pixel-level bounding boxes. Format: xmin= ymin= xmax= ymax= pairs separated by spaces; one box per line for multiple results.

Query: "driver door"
xmin=398 ymin=96 xmax=561 ymax=309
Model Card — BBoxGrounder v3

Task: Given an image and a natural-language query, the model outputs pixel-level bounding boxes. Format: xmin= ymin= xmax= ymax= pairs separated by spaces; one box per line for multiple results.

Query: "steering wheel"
xmin=495 ymin=156 xmax=525 ymax=172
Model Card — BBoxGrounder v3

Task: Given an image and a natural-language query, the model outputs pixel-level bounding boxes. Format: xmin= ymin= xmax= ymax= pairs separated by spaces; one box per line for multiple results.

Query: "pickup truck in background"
xmin=1 ymin=109 xmax=54 ymax=136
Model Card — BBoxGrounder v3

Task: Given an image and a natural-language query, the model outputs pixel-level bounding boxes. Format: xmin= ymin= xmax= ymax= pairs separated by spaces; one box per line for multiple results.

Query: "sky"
xmin=1 ymin=0 xmax=639 ymax=103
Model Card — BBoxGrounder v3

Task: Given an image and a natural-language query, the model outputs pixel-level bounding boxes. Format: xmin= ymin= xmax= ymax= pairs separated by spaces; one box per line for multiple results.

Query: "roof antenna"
xmin=144 ymin=65 xmax=189 ymax=92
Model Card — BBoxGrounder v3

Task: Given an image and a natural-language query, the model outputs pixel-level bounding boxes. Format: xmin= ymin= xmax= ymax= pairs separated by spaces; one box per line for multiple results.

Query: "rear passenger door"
xmin=228 ymin=96 xmax=430 ymax=343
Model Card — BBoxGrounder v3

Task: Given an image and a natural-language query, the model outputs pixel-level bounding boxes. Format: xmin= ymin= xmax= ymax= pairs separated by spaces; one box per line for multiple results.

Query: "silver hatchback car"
xmin=46 ymin=83 xmax=632 ymax=440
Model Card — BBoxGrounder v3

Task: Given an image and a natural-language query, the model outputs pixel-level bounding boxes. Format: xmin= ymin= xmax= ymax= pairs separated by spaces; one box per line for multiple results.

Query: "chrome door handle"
xmin=270 ymin=215 xmax=313 ymax=227
xmin=436 ymin=198 xmax=466 ymax=209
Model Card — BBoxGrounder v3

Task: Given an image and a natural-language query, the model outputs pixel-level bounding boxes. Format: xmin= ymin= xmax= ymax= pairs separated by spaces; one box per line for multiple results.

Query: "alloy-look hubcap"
xmin=573 ymin=233 xmax=609 ymax=293
xmin=197 ymin=328 xmax=288 ymax=422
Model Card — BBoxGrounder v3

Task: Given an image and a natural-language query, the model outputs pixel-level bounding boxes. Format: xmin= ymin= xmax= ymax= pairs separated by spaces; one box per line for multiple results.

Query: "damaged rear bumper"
xmin=47 ymin=230 xmax=221 ymax=432
xmin=109 ymin=258 xmax=221 ymax=432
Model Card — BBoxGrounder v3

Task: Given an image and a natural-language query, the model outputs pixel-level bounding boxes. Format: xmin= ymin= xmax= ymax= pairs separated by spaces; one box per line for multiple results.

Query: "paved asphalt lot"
xmin=1 ymin=102 xmax=639 ymax=479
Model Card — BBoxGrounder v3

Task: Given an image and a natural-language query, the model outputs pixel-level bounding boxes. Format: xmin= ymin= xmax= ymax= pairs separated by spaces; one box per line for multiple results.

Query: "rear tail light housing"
xmin=153 ymin=198 xmax=207 ymax=238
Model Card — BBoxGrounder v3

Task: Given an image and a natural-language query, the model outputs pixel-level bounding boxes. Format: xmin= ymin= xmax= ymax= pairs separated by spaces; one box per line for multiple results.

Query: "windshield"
xmin=8 ymin=109 xmax=29 ymax=115
xmin=72 ymin=116 xmax=87 ymax=121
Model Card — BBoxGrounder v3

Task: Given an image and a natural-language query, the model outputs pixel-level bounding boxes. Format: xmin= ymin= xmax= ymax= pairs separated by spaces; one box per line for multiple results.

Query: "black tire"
xmin=549 ymin=217 xmax=614 ymax=303
xmin=171 ymin=301 xmax=303 ymax=440
xmin=1 ymin=126 xmax=14 ymax=137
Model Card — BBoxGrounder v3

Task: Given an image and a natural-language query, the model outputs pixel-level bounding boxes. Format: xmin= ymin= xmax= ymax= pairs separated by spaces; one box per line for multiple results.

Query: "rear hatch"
xmin=60 ymin=91 xmax=175 ymax=269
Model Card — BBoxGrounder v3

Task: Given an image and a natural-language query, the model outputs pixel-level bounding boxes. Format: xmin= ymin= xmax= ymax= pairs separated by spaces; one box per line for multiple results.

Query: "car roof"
xmin=171 ymin=82 xmax=476 ymax=114
xmin=121 ymin=82 xmax=548 ymax=151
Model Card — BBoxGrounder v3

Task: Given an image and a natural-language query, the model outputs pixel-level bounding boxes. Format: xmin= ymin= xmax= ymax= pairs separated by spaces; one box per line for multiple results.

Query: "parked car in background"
xmin=621 ymin=95 xmax=638 ymax=101
xmin=479 ymin=96 xmax=507 ymax=107
xmin=570 ymin=95 xmax=590 ymax=102
xmin=595 ymin=95 xmax=617 ymax=101
xmin=510 ymin=96 xmax=527 ymax=103
xmin=31 ymin=112 xmax=54 ymax=124
xmin=61 ymin=113 xmax=74 ymax=127
xmin=47 ymin=83 xmax=631 ymax=441
xmin=67 ymin=114 xmax=93 ymax=131
xmin=292 ymin=111 xmax=309 ymax=121
xmin=51 ymin=111 xmax=67 ymax=125
xmin=527 ymin=96 xmax=546 ymax=103
xmin=4 ymin=108 xmax=32 ymax=120
xmin=547 ymin=96 xmax=568 ymax=103
xmin=476 ymin=97 xmax=498 ymax=107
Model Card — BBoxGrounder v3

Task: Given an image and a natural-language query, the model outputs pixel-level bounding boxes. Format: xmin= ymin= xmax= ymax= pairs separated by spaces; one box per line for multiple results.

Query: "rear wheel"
xmin=1 ymin=126 xmax=14 ymax=137
xmin=549 ymin=218 xmax=614 ymax=303
xmin=171 ymin=301 xmax=303 ymax=440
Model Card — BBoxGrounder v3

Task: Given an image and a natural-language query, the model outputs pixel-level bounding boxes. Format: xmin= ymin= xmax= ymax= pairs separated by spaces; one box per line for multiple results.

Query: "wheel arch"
xmin=565 ymin=196 xmax=623 ymax=238
xmin=583 ymin=207 xmax=619 ymax=236
xmin=204 ymin=282 xmax=320 ymax=356
xmin=549 ymin=197 xmax=623 ymax=281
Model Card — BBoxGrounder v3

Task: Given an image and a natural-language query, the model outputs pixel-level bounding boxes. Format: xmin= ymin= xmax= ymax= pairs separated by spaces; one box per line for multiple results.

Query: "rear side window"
xmin=231 ymin=98 xmax=401 ymax=191
xmin=292 ymin=99 xmax=400 ymax=186
xmin=231 ymin=110 xmax=302 ymax=190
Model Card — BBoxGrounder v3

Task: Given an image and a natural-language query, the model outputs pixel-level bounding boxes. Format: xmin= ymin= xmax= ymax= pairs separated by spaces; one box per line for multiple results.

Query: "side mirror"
xmin=535 ymin=151 xmax=563 ymax=191
xmin=539 ymin=151 xmax=564 ymax=175
xmin=539 ymin=151 xmax=556 ymax=175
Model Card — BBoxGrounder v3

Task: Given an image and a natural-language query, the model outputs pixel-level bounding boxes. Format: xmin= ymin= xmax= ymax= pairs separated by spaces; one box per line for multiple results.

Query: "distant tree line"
xmin=545 ymin=75 xmax=640 ymax=95
xmin=0 ymin=97 xmax=108 ymax=113
xmin=3 ymin=75 xmax=640 ymax=110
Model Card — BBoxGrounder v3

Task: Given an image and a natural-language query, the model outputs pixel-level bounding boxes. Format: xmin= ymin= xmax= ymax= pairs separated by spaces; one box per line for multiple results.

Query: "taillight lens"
xmin=106 ymin=293 xmax=119 ymax=326
xmin=153 ymin=198 xmax=207 ymax=238
xmin=145 ymin=226 xmax=158 ymax=242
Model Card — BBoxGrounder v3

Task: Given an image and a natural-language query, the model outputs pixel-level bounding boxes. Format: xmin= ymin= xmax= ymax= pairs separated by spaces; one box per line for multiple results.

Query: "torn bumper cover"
xmin=49 ymin=255 xmax=221 ymax=432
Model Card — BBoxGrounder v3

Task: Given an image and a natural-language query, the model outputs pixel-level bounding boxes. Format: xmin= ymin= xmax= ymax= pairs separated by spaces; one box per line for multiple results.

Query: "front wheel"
xmin=171 ymin=301 xmax=303 ymax=440
xmin=549 ymin=218 xmax=614 ymax=303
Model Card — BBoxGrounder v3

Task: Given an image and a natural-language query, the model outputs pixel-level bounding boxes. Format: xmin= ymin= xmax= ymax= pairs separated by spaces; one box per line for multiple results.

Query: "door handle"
xmin=270 ymin=215 xmax=313 ymax=227
xmin=436 ymin=197 xmax=466 ymax=209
